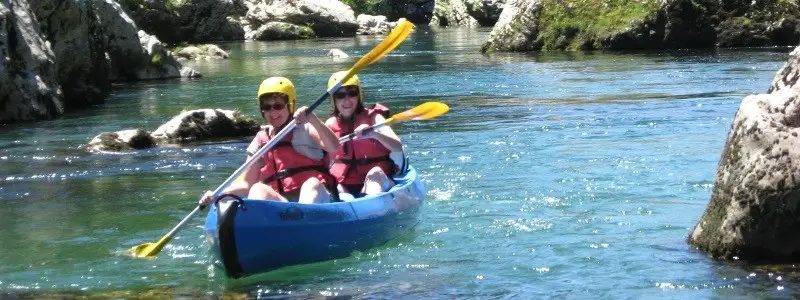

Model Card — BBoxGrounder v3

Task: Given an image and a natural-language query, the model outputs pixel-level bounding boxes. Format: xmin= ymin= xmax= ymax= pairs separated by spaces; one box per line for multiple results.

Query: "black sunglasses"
xmin=261 ymin=102 xmax=286 ymax=111
xmin=333 ymin=88 xmax=359 ymax=100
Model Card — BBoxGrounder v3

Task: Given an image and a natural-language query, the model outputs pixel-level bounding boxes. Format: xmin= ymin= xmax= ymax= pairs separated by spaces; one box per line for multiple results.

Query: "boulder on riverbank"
xmin=1 ymin=0 xmax=201 ymax=124
xmin=688 ymin=46 xmax=800 ymax=262
xmin=243 ymin=0 xmax=357 ymax=40
xmin=481 ymin=0 xmax=800 ymax=52
xmin=119 ymin=0 xmax=246 ymax=45
xmin=0 ymin=0 xmax=64 ymax=122
xmin=356 ymin=14 xmax=397 ymax=35
xmin=430 ymin=0 xmax=478 ymax=27
xmin=87 ymin=109 xmax=260 ymax=153
xmin=175 ymin=44 xmax=230 ymax=61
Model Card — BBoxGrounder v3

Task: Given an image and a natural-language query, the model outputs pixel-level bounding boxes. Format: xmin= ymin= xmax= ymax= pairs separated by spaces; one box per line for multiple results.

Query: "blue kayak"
xmin=203 ymin=166 xmax=425 ymax=278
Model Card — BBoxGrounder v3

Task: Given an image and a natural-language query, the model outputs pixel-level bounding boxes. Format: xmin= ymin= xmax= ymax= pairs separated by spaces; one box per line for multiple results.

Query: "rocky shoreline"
xmin=5 ymin=0 xmax=796 ymax=124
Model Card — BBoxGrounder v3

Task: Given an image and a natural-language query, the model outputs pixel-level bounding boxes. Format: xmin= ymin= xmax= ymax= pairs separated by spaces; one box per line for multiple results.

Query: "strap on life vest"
xmin=261 ymin=165 xmax=330 ymax=186
xmin=334 ymin=156 xmax=393 ymax=166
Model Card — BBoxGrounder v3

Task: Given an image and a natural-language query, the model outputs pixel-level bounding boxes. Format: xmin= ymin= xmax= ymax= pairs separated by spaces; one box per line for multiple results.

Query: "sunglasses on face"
xmin=261 ymin=102 xmax=286 ymax=111
xmin=333 ymin=88 xmax=359 ymax=100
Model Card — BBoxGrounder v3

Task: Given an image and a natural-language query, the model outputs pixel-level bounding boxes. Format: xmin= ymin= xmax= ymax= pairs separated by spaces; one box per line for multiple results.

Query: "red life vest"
xmin=255 ymin=127 xmax=334 ymax=194
xmin=329 ymin=103 xmax=395 ymax=186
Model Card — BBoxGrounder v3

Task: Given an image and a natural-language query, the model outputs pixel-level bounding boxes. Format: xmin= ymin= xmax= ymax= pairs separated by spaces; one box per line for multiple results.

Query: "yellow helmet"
xmin=257 ymin=77 xmax=296 ymax=113
xmin=328 ymin=71 xmax=360 ymax=91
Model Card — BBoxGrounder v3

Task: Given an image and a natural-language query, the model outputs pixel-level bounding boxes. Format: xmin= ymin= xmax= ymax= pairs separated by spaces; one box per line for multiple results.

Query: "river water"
xmin=1 ymin=26 xmax=798 ymax=298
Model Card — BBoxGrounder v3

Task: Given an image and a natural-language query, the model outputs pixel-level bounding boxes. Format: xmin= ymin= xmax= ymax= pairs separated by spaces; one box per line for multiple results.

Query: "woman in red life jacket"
xmin=324 ymin=71 xmax=403 ymax=199
xmin=199 ymin=77 xmax=339 ymax=205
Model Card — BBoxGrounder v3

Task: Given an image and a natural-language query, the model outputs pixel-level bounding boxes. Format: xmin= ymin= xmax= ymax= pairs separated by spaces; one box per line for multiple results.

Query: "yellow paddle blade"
xmin=386 ymin=101 xmax=450 ymax=125
xmin=130 ymin=235 xmax=171 ymax=258
xmin=352 ymin=19 xmax=414 ymax=73
xmin=334 ymin=20 xmax=415 ymax=88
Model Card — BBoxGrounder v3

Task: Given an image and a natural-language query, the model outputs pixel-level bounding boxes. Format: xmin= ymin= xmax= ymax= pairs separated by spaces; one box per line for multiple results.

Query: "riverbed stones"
xmin=688 ymin=46 xmax=800 ymax=261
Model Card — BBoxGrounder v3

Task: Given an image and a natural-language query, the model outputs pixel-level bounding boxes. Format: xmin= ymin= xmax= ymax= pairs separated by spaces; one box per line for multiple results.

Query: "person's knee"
xmin=248 ymin=182 xmax=280 ymax=200
xmin=299 ymin=178 xmax=331 ymax=204
xmin=365 ymin=167 xmax=387 ymax=181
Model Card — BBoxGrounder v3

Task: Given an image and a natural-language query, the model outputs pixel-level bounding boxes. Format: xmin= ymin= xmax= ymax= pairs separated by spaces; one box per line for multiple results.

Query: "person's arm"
xmin=295 ymin=106 xmax=339 ymax=153
xmin=356 ymin=113 xmax=402 ymax=152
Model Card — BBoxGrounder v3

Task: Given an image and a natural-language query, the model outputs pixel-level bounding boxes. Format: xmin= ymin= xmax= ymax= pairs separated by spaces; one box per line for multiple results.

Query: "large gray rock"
xmin=245 ymin=21 xmax=316 ymax=40
xmin=88 ymin=109 xmax=260 ymax=152
xmin=120 ymin=0 xmax=246 ymax=44
xmin=175 ymin=44 xmax=230 ymax=61
xmin=30 ymin=0 xmax=109 ymax=109
xmin=480 ymin=0 xmax=541 ymax=53
xmin=430 ymin=0 xmax=478 ymax=27
xmin=244 ymin=0 xmax=357 ymax=39
xmin=356 ymin=14 xmax=396 ymax=35
xmin=770 ymin=47 xmax=800 ymax=95
xmin=150 ymin=109 xmax=260 ymax=143
xmin=94 ymin=0 xmax=200 ymax=81
xmin=688 ymin=46 xmax=800 ymax=261
xmin=464 ymin=0 xmax=504 ymax=26
xmin=0 ymin=0 xmax=63 ymax=123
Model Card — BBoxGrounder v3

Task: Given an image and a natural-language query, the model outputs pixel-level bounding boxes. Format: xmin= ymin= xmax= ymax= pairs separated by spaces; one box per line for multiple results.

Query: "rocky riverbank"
xmin=481 ymin=0 xmax=800 ymax=52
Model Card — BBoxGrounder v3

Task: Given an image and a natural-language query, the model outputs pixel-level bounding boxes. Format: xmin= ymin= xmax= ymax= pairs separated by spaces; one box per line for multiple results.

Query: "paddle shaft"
xmin=338 ymin=119 xmax=392 ymax=142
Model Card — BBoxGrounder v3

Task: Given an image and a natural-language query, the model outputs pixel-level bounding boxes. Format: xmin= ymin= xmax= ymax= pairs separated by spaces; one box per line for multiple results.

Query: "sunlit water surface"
xmin=1 ymin=26 xmax=798 ymax=298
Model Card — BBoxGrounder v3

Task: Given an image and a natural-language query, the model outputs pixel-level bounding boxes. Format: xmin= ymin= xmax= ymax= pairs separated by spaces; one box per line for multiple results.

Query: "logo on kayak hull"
xmin=279 ymin=207 xmax=304 ymax=221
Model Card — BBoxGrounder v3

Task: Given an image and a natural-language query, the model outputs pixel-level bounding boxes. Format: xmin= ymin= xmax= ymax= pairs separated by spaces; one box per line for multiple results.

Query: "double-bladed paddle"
xmin=129 ymin=19 xmax=415 ymax=258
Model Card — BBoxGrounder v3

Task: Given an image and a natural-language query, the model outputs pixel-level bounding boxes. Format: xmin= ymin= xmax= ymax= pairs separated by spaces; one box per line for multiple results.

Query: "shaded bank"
xmin=482 ymin=0 xmax=800 ymax=52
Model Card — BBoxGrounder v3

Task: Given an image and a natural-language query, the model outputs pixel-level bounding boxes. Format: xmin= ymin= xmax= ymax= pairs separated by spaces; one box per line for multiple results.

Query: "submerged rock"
xmin=688 ymin=46 xmax=800 ymax=261
xmin=327 ymin=48 xmax=349 ymax=58
xmin=87 ymin=129 xmax=154 ymax=152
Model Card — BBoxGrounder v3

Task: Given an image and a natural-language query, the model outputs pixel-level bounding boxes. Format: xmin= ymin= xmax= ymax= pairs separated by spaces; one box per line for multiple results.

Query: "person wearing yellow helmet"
xmin=199 ymin=77 xmax=340 ymax=204
xmin=324 ymin=71 xmax=403 ymax=199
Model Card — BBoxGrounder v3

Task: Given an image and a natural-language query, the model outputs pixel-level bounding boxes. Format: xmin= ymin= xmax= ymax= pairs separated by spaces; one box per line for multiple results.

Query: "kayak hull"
xmin=203 ymin=166 xmax=425 ymax=278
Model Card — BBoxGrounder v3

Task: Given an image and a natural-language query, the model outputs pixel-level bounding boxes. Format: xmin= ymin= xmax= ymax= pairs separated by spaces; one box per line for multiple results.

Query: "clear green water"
xmin=1 ymin=26 xmax=798 ymax=298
